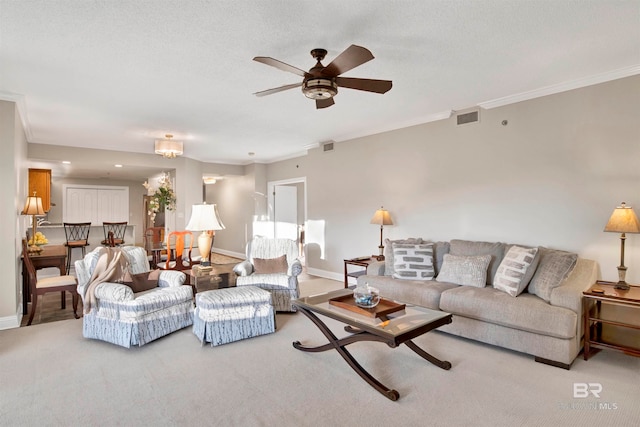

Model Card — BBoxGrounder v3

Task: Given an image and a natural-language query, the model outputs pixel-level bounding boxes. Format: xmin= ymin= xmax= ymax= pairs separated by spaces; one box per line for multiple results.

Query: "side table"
xmin=187 ymin=269 xmax=231 ymax=294
xmin=583 ymin=281 xmax=640 ymax=360
xmin=343 ymin=257 xmax=379 ymax=288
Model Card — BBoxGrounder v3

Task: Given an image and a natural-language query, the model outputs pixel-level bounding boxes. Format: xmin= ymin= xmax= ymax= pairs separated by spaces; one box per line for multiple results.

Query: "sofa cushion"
xmin=425 ymin=241 xmax=450 ymax=275
xmin=493 ymin=246 xmax=539 ymax=297
xmin=392 ymin=243 xmax=435 ymax=280
xmin=359 ymin=275 xmax=458 ymax=310
xmin=439 ymin=286 xmax=577 ymax=339
xmin=436 ymin=254 xmax=491 ymax=288
xmin=528 ymin=247 xmax=578 ymax=302
xmin=449 ymin=240 xmax=505 ymax=286
xmin=384 ymin=238 xmax=424 ymax=276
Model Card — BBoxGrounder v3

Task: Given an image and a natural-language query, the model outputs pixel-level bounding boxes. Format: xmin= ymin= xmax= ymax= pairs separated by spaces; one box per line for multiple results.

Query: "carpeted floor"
xmin=3 ymin=277 xmax=639 ymax=426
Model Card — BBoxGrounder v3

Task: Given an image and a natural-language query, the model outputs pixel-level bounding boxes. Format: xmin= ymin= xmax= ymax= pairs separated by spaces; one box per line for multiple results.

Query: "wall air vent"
xmin=323 ymin=141 xmax=334 ymax=152
xmin=456 ymin=109 xmax=480 ymax=125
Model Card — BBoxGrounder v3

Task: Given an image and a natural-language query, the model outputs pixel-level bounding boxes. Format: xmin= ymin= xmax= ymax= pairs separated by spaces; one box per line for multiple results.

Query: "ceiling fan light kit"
xmin=253 ymin=44 xmax=392 ymax=109
xmin=302 ymin=78 xmax=338 ymax=99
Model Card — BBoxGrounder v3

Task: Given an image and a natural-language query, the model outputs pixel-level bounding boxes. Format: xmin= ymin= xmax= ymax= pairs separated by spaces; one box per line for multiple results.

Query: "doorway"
xmin=267 ymin=177 xmax=306 ymax=258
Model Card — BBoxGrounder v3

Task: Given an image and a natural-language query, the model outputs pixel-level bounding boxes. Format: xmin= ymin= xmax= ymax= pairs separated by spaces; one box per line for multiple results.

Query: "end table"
xmin=583 ymin=281 xmax=640 ymax=360
xmin=343 ymin=257 xmax=378 ymax=288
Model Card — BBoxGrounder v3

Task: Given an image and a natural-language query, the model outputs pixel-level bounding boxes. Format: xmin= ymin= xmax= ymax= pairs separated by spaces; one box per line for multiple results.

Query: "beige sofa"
xmin=357 ymin=239 xmax=598 ymax=369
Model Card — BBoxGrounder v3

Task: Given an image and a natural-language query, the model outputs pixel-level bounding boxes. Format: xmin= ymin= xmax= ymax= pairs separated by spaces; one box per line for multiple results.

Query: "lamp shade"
xmin=21 ymin=195 xmax=45 ymax=216
xmin=154 ymin=134 xmax=183 ymax=158
xmin=604 ymin=202 xmax=640 ymax=234
xmin=185 ymin=203 xmax=225 ymax=231
xmin=370 ymin=207 xmax=393 ymax=226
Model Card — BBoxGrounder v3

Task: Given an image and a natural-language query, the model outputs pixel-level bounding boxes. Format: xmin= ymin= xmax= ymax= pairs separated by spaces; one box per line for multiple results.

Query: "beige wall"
xmin=264 ymin=75 xmax=640 ymax=282
xmin=0 ymin=101 xmax=29 ymax=328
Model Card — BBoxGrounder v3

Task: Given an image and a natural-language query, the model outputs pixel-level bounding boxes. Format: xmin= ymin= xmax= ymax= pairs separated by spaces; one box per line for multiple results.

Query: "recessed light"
xmin=62 ymin=161 xmax=71 ymax=164
xmin=114 ymin=164 xmax=123 ymax=168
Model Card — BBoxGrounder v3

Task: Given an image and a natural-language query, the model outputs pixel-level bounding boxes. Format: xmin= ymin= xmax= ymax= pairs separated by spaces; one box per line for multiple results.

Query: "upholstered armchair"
xmin=234 ymin=237 xmax=302 ymax=312
xmin=75 ymin=246 xmax=194 ymax=348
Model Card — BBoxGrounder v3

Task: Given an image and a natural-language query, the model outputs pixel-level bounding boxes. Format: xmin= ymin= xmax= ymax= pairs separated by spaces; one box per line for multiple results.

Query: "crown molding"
xmin=333 ymin=110 xmax=453 ymax=143
xmin=0 ymin=91 xmax=34 ymax=141
xmin=478 ymin=65 xmax=640 ymax=110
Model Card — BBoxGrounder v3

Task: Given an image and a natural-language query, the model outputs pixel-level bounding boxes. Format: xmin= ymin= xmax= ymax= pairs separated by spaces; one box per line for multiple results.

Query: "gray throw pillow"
xmin=527 ymin=247 xmax=578 ymax=302
xmin=384 ymin=238 xmax=424 ymax=276
xmin=436 ymin=254 xmax=492 ymax=288
xmin=392 ymin=242 xmax=435 ymax=280
xmin=493 ymin=246 xmax=539 ymax=297
xmin=449 ymin=239 xmax=505 ymax=286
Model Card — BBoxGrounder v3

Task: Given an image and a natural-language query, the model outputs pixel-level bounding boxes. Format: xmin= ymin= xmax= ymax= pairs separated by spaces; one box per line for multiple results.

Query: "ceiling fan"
xmin=253 ymin=44 xmax=392 ymax=109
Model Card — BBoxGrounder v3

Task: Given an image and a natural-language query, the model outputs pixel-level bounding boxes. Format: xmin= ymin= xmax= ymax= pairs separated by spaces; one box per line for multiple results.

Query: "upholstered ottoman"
xmin=193 ymin=286 xmax=275 ymax=346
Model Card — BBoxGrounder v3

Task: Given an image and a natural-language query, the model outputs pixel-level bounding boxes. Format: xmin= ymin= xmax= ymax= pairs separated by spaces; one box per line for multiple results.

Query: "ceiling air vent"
xmin=323 ymin=141 xmax=334 ymax=152
xmin=456 ymin=109 xmax=480 ymax=125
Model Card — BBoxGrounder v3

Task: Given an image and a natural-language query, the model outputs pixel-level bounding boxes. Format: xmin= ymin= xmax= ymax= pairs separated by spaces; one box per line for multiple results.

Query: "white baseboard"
xmin=0 ymin=306 xmax=21 ymax=330
xmin=305 ymin=267 xmax=344 ymax=283
xmin=212 ymin=249 xmax=245 ymax=260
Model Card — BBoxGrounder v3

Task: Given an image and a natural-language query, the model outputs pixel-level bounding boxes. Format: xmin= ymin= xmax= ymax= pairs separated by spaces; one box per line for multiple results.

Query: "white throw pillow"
xmin=436 ymin=254 xmax=491 ymax=287
xmin=392 ymin=243 xmax=435 ymax=280
xmin=493 ymin=246 xmax=539 ymax=297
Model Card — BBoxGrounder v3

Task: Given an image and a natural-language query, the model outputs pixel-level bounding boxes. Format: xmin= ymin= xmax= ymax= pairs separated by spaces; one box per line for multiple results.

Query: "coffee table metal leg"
xmin=293 ymin=307 xmax=400 ymax=401
xmin=404 ymin=340 xmax=451 ymax=370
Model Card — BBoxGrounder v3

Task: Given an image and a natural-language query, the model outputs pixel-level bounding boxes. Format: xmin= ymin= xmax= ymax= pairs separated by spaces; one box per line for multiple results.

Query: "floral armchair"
xmin=233 ymin=237 xmax=302 ymax=312
xmin=75 ymin=246 xmax=193 ymax=347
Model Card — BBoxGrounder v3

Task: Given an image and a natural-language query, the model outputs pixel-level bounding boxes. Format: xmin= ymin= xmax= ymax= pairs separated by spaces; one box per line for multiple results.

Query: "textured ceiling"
xmin=1 ymin=0 xmax=639 ymax=179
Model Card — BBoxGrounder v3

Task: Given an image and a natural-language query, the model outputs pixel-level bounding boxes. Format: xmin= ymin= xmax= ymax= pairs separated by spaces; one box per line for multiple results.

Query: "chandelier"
xmin=154 ymin=134 xmax=183 ymax=158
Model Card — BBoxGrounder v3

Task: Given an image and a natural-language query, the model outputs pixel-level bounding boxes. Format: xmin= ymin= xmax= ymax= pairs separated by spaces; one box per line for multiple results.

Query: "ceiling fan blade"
xmin=316 ymin=98 xmax=335 ymax=109
xmin=335 ymin=77 xmax=392 ymax=94
xmin=253 ymin=83 xmax=302 ymax=97
xmin=321 ymin=45 xmax=374 ymax=77
xmin=253 ymin=57 xmax=308 ymax=77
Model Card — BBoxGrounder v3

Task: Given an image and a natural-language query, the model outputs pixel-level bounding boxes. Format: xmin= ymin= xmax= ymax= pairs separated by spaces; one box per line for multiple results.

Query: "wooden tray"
xmin=329 ymin=294 xmax=405 ymax=319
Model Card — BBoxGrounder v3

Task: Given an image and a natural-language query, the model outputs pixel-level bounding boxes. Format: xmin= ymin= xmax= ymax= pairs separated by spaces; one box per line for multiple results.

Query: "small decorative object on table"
xmin=353 ymin=283 xmax=381 ymax=308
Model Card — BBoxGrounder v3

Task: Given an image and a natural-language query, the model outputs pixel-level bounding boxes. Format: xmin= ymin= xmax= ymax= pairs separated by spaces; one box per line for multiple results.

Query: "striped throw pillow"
xmin=392 ymin=243 xmax=435 ymax=280
xmin=493 ymin=246 xmax=539 ymax=296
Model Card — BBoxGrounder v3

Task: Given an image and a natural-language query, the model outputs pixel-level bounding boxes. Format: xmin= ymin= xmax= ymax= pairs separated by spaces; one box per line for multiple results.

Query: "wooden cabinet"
xmin=28 ymin=169 xmax=51 ymax=212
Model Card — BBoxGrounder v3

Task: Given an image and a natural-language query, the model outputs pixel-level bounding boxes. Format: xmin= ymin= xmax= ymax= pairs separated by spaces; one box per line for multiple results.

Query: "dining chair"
xmin=144 ymin=226 xmax=166 ymax=268
xmin=158 ymin=230 xmax=197 ymax=271
xmin=101 ymin=222 xmax=127 ymax=246
xmin=63 ymin=222 xmax=92 ymax=273
xmin=22 ymin=239 xmax=80 ymax=326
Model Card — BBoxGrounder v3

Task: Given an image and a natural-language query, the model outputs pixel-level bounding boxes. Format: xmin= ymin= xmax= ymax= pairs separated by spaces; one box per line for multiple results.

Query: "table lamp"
xmin=185 ymin=203 xmax=225 ymax=266
xmin=604 ymin=201 xmax=640 ymax=290
xmin=22 ymin=192 xmax=46 ymax=253
xmin=370 ymin=206 xmax=393 ymax=259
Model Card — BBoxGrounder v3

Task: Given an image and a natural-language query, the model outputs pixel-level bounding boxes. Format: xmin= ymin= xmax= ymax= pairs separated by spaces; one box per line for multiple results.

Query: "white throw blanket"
xmin=83 ymin=247 xmax=129 ymax=314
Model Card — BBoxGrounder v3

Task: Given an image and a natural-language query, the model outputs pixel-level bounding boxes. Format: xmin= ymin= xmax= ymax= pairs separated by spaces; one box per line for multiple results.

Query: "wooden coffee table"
xmin=292 ymin=289 xmax=452 ymax=401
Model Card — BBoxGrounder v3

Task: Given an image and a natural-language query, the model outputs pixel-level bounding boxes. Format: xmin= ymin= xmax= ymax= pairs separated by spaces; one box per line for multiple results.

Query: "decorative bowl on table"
xmin=353 ymin=283 xmax=381 ymax=308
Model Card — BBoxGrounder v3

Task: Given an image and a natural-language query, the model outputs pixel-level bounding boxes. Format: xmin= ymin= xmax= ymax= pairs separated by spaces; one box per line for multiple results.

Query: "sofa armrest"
xmin=94 ymin=282 xmax=134 ymax=302
xmin=290 ymin=259 xmax=303 ymax=277
xmin=233 ymin=260 xmax=253 ymax=276
xmin=366 ymin=260 xmax=386 ymax=276
xmin=158 ymin=270 xmax=186 ymax=287
xmin=550 ymin=258 xmax=598 ymax=314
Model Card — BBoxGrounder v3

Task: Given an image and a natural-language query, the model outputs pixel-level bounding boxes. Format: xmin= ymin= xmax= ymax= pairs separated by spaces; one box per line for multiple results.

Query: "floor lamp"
xmin=604 ymin=201 xmax=640 ymax=290
xmin=370 ymin=206 xmax=393 ymax=260
xmin=186 ymin=203 xmax=225 ymax=266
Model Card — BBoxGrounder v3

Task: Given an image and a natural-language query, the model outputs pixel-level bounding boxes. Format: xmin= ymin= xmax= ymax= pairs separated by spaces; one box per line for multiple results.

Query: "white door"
xmin=273 ymin=185 xmax=297 ymax=240
xmin=64 ymin=188 xmax=97 ymax=223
